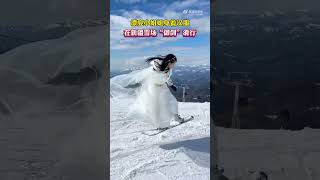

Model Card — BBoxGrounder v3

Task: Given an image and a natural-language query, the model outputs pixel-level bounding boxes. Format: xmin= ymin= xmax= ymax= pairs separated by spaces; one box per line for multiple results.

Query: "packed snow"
xmin=1 ymin=26 xmax=107 ymax=180
xmin=216 ymin=127 xmax=320 ymax=180
xmin=110 ymin=98 xmax=210 ymax=180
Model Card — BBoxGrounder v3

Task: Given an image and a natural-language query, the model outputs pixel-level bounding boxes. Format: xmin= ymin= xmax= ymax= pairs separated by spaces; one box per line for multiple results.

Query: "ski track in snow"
xmin=111 ymin=98 xmax=210 ymax=180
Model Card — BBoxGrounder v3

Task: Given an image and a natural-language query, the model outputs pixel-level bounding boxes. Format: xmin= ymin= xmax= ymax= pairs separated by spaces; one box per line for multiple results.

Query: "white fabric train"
xmin=110 ymin=62 xmax=178 ymax=128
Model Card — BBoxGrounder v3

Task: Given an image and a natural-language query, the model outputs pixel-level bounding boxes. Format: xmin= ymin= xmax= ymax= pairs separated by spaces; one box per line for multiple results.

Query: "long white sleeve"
xmin=166 ymin=69 xmax=174 ymax=86
xmin=151 ymin=69 xmax=173 ymax=86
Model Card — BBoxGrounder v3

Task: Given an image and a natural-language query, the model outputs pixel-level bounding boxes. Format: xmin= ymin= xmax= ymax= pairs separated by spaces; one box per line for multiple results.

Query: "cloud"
xmin=121 ymin=10 xmax=161 ymax=19
xmin=115 ymin=0 xmax=147 ymax=4
xmin=166 ymin=0 xmax=210 ymax=14
xmin=110 ymin=10 xmax=183 ymax=50
xmin=111 ymin=55 xmax=153 ymax=70
xmin=163 ymin=10 xmax=182 ymax=19
xmin=190 ymin=16 xmax=210 ymax=33
xmin=110 ymin=0 xmax=210 ymax=50
xmin=168 ymin=0 xmax=199 ymax=10
xmin=158 ymin=46 xmax=194 ymax=52
xmin=111 ymin=49 xmax=210 ymax=70
xmin=110 ymin=15 xmax=130 ymax=29
xmin=110 ymin=0 xmax=210 ymax=70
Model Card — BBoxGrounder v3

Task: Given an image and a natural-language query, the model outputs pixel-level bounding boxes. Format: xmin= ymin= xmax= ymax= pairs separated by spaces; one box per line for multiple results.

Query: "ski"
xmin=142 ymin=116 xmax=194 ymax=136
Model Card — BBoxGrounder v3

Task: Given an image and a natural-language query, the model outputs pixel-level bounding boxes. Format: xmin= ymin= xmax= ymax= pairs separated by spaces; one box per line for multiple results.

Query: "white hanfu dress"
xmin=110 ymin=61 xmax=178 ymax=128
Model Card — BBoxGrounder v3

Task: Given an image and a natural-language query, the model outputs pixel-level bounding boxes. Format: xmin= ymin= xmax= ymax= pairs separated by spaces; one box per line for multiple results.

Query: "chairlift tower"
xmin=182 ymin=87 xmax=186 ymax=102
xmin=181 ymin=84 xmax=189 ymax=102
xmin=223 ymin=72 xmax=254 ymax=129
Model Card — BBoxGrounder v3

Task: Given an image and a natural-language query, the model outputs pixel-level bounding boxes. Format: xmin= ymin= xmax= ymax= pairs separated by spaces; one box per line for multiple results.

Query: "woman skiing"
xmin=110 ymin=54 xmax=184 ymax=129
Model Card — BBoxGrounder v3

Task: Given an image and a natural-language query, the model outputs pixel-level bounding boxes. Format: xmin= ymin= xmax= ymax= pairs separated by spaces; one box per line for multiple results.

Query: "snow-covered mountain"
xmin=0 ymin=26 xmax=107 ymax=179
xmin=111 ymin=98 xmax=210 ymax=180
xmin=0 ymin=19 xmax=107 ymax=54
xmin=111 ymin=64 xmax=211 ymax=103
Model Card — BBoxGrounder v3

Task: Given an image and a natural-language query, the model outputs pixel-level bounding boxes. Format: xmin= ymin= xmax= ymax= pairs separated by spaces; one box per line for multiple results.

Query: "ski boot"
xmin=174 ymin=114 xmax=185 ymax=123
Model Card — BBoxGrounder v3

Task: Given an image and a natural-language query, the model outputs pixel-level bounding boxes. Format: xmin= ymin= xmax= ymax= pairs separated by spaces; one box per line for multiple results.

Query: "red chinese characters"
xmin=123 ymin=29 xmax=157 ymax=37
xmin=159 ymin=29 xmax=181 ymax=37
xmin=182 ymin=29 xmax=197 ymax=37
xmin=123 ymin=29 xmax=197 ymax=38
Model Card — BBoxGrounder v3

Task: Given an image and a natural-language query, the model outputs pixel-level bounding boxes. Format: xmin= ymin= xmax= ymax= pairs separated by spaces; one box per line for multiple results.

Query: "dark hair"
xmin=146 ymin=54 xmax=177 ymax=72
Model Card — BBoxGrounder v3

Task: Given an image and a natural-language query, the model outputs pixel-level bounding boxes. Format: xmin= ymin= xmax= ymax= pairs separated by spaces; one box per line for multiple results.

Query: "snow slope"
xmin=0 ymin=26 xmax=107 ymax=180
xmin=216 ymin=127 xmax=320 ymax=180
xmin=110 ymin=98 xmax=210 ymax=180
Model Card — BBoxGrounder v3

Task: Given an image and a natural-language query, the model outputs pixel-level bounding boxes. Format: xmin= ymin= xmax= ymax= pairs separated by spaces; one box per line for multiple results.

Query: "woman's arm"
xmin=167 ymin=78 xmax=174 ymax=86
xmin=166 ymin=69 xmax=177 ymax=91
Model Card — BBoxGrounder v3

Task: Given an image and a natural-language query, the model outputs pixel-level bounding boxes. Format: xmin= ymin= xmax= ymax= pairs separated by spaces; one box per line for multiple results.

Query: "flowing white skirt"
xmin=111 ymin=67 xmax=178 ymax=128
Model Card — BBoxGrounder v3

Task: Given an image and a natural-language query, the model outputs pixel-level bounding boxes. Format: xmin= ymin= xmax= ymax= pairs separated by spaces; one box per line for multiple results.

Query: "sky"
xmin=1 ymin=0 xmax=320 ymax=25
xmin=110 ymin=0 xmax=210 ymax=71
